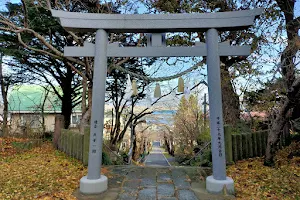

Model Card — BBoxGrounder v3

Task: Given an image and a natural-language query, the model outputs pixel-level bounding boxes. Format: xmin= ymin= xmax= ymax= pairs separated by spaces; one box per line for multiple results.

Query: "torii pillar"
xmin=205 ymin=28 xmax=230 ymax=191
xmin=52 ymin=8 xmax=262 ymax=195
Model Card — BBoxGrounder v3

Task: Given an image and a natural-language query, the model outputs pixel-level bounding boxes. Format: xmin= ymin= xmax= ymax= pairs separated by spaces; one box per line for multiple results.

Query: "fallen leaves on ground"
xmin=227 ymin=141 xmax=300 ymax=200
xmin=0 ymin=137 xmax=30 ymax=158
xmin=2 ymin=138 xmax=299 ymax=200
xmin=0 ymin=138 xmax=110 ymax=200
xmin=131 ymin=159 xmax=145 ymax=166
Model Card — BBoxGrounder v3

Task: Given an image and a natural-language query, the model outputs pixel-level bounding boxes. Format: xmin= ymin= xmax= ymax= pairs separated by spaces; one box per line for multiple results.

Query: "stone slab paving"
xmin=173 ymin=178 xmax=191 ymax=189
xmin=157 ymin=183 xmax=175 ymax=197
xmin=141 ymin=177 xmax=157 ymax=187
xmin=138 ymin=188 xmax=157 ymax=200
xmin=123 ymin=179 xmax=141 ymax=188
xmin=158 ymin=173 xmax=172 ymax=182
xmin=177 ymin=189 xmax=198 ymax=200
xmin=118 ymin=192 xmax=137 ymax=200
xmin=159 ymin=198 xmax=178 ymax=200
xmin=74 ymin=166 xmax=235 ymax=200
xmin=145 ymin=146 xmax=170 ymax=167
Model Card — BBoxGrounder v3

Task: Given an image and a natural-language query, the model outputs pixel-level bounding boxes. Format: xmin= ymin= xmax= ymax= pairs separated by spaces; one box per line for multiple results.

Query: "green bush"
xmin=197 ymin=127 xmax=211 ymax=145
xmin=175 ymin=154 xmax=192 ymax=164
xmin=177 ymin=148 xmax=212 ymax=167
xmin=231 ymin=121 xmax=252 ymax=135
xmin=102 ymin=151 xmax=112 ymax=165
xmin=199 ymin=149 xmax=212 ymax=167
xmin=11 ymin=140 xmax=42 ymax=150
xmin=12 ymin=141 xmax=33 ymax=150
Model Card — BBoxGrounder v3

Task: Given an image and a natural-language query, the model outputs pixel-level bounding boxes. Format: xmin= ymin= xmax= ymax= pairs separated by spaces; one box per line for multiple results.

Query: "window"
xmin=72 ymin=115 xmax=78 ymax=124
xmin=21 ymin=114 xmax=41 ymax=128
xmin=71 ymin=114 xmax=82 ymax=125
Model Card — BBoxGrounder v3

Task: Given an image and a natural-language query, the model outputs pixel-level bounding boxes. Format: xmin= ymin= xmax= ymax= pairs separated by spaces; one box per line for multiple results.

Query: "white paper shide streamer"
xmin=124 ymin=74 xmax=133 ymax=101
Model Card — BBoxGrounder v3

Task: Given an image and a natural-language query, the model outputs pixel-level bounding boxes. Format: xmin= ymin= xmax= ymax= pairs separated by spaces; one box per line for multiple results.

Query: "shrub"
xmin=199 ymin=149 xmax=212 ymax=167
xmin=11 ymin=139 xmax=42 ymax=152
xmin=175 ymin=154 xmax=192 ymax=164
xmin=197 ymin=127 xmax=211 ymax=145
xmin=102 ymin=151 xmax=112 ymax=165
xmin=12 ymin=141 xmax=33 ymax=150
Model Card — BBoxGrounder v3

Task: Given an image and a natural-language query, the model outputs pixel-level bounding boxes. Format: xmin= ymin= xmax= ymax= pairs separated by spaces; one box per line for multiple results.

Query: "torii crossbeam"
xmin=52 ymin=8 xmax=262 ymax=195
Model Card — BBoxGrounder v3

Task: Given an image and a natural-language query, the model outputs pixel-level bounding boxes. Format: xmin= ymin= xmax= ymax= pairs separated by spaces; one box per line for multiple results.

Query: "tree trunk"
xmin=291 ymin=100 xmax=300 ymax=133
xmin=164 ymin=135 xmax=171 ymax=154
xmin=170 ymin=138 xmax=175 ymax=156
xmin=61 ymin=91 xmax=72 ymax=129
xmin=53 ymin=114 xmax=64 ymax=149
xmin=127 ymin=123 xmax=135 ymax=164
xmin=132 ymin=133 xmax=138 ymax=161
xmin=265 ymin=80 xmax=300 ymax=166
xmin=0 ymin=53 xmax=8 ymax=137
xmin=220 ymin=63 xmax=240 ymax=126
xmin=41 ymin=88 xmax=50 ymax=134
xmin=265 ymin=0 xmax=298 ymax=166
xmin=2 ymin=90 xmax=8 ymax=137
xmin=265 ymin=101 xmax=288 ymax=166
xmin=79 ymin=78 xmax=91 ymax=135
xmin=61 ymin=67 xmax=73 ymax=129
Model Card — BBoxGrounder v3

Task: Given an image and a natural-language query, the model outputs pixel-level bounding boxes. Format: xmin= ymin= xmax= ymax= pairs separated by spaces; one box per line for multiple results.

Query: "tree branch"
xmin=21 ymin=0 xmax=28 ymax=28
xmin=0 ymin=16 xmax=86 ymax=66
xmin=288 ymin=16 xmax=300 ymax=31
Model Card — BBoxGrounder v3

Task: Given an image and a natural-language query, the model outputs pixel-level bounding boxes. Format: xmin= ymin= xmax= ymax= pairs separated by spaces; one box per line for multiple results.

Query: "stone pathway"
xmin=118 ymin=167 xmax=195 ymax=200
xmin=74 ymin=166 xmax=235 ymax=200
xmin=145 ymin=146 xmax=170 ymax=167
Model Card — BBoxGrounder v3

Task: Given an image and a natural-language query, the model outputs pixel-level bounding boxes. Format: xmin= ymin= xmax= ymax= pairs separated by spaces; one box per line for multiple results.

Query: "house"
xmin=7 ymin=85 xmax=129 ymax=137
xmin=8 ymin=85 xmax=65 ymax=134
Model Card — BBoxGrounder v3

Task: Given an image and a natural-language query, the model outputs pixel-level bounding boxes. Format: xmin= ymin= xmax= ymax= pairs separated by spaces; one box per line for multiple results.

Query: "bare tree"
xmin=265 ymin=0 xmax=300 ymax=166
xmin=173 ymin=95 xmax=210 ymax=154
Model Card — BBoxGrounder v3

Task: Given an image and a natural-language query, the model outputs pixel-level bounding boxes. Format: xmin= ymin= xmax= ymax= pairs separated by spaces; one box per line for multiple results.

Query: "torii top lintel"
xmin=51 ymin=8 xmax=262 ymax=33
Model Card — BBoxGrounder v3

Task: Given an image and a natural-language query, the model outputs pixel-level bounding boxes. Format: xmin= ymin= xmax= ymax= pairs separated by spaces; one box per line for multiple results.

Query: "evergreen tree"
xmin=0 ymin=2 xmax=82 ymax=128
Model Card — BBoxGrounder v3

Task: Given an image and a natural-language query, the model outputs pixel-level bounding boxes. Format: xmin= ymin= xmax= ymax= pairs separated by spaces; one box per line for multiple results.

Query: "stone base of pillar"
xmin=206 ymin=175 xmax=234 ymax=195
xmin=80 ymin=175 xmax=108 ymax=194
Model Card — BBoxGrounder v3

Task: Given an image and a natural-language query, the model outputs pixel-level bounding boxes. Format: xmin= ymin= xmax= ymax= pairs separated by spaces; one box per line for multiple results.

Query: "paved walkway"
xmin=145 ymin=146 xmax=170 ymax=167
xmin=74 ymin=166 xmax=235 ymax=200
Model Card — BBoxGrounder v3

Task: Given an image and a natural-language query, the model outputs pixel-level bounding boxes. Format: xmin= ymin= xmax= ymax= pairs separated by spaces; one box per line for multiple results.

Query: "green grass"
xmin=169 ymin=161 xmax=180 ymax=166
xmin=162 ymin=152 xmax=173 ymax=159
xmin=162 ymin=152 xmax=181 ymax=166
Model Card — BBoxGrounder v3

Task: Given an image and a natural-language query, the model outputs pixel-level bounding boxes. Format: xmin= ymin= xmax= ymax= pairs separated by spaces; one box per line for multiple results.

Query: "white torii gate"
xmin=51 ymin=8 xmax=262 ymax=195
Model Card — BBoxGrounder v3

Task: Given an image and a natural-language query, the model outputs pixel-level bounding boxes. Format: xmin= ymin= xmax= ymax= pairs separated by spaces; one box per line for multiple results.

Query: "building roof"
xmin=8 ymin=85 xmax=62 ymax=113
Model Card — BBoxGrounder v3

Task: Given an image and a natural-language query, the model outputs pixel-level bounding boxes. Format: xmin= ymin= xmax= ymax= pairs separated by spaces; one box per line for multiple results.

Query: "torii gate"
xmin=51 ymin=8 xmax=262 ymax=195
